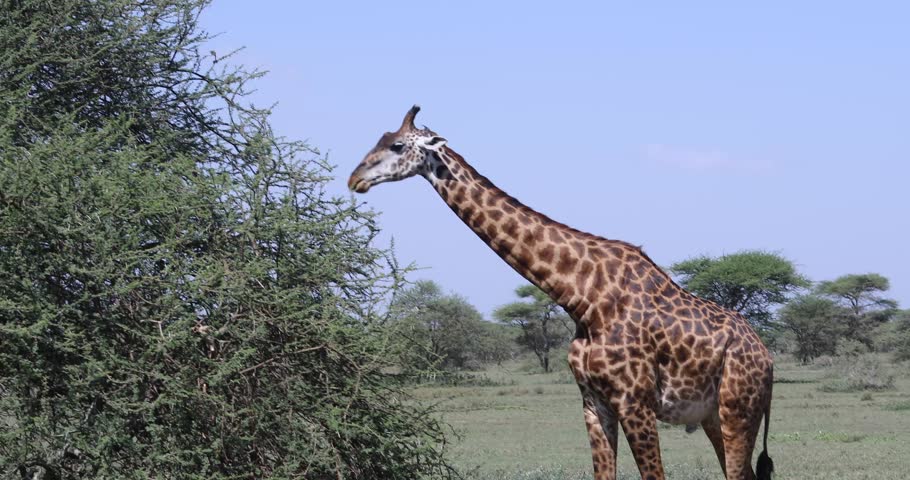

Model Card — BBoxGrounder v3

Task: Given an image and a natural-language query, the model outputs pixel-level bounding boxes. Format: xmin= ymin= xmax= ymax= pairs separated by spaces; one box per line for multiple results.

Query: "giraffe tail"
xmin=756 ymin=370 xmax=774 ymax=480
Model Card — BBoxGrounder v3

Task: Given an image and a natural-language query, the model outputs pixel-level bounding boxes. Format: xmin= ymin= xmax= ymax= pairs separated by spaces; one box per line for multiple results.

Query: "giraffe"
xmin=348 ymin=106 xmax=775 ymax=480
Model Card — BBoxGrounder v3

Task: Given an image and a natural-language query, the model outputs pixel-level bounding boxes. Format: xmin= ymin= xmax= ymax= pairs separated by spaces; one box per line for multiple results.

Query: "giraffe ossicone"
xmin=349 ymin=106 xmax=775 ymax=480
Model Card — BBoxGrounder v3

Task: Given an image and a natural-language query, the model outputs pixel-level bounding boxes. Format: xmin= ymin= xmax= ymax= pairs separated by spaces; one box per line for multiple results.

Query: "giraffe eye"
xmin=389 ymin=142 xmax=405 ymax=154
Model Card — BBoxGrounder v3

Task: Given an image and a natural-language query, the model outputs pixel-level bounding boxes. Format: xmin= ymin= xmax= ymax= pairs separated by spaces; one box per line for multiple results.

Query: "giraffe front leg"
xmin=616 ymin=400 xmax=664 ymax=480
xmin=581 ymin=391 xmax=619 ymax=480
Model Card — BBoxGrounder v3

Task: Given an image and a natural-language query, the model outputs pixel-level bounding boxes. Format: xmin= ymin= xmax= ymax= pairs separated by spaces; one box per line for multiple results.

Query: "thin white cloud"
xmin=644 ymin=144 xmax=772 ymax=173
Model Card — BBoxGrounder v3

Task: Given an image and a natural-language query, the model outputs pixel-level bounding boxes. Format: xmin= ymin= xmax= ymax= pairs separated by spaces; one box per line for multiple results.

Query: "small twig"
xmin=238 ymin=346 xmax=324 ymax=375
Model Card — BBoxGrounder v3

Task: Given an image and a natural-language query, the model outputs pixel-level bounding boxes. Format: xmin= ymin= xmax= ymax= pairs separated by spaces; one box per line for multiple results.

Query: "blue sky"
xmin=201 ymin=2 xmax=909 ymax=317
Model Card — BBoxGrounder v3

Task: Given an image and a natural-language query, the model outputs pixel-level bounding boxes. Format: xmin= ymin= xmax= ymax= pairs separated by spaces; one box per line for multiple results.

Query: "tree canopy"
xmin=494 ymin=285 xmax=572 ymax=372
xmin=778 ymin=295 xmax=848 ymax=362
xmin=669 ymin=250 xmax=810 ymax=331
xmin=816 ymin=273 xmax=897 ymax=316
xmin=816 ymin=273 xmax=898 ymax=347
xmin=0 ymin=1 xmax=451 ymax=478
xmin=389 ymin=280 xmax=514 ymax=372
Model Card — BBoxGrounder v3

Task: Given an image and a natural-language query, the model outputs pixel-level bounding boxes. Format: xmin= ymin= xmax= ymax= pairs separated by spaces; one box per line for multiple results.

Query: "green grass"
xmin=883 ymin=400 xmax=910 ymax=411
xmin=461 ymin=465 xmax=717 ymax=480
xmin=418 ymin=355 xmax=910 ymax=479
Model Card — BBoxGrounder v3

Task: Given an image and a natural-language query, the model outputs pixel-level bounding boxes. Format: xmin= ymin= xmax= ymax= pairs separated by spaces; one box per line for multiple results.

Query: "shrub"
xmin=883 ymin=401 xmax=910 ymax=411
xmin=389 ymin=280 xmax=516 ymax=372
xmin=836 ymin=339 xmax=870 ymax=357
xmin=552 ymin=371 xmax=578 ymax=384
xmin=889 ymin=311 xmax=910 ymax=361
xmin=817 ymin=355 xmax=895 ymax=392
xmin=871 ymin=319 xmax=905 ymax=352
xmin=415 ymin=372 xmax=513 ymax=387
xmin=812 ymin=355 xmax=837 ymax=369
xmin=0 ymin=1 xmax=453 ymax=478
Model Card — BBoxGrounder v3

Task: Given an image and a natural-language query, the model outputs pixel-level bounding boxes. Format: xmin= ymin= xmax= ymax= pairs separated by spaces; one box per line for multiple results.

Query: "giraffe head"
xmin=348 ymin=105 xmax=448 ymax=193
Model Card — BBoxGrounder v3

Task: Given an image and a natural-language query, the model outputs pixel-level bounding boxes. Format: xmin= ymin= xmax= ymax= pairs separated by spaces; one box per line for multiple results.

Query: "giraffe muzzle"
xmin=347 ymin=173 xmax=371 ymax=193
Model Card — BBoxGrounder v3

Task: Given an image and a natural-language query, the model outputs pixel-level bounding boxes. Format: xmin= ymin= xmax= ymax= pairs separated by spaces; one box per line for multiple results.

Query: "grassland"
xmin=414 ymin=356 xmax=910 ymax=479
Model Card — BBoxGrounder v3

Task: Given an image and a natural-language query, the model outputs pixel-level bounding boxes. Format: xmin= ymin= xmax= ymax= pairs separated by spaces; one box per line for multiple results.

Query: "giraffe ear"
xmin=423 ymin=136 xmax=447 ymax=149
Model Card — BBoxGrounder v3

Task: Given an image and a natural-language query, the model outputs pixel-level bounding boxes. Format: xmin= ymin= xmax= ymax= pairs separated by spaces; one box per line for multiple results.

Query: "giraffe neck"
xmin=422 ymin=146 xmax=623 ymax=319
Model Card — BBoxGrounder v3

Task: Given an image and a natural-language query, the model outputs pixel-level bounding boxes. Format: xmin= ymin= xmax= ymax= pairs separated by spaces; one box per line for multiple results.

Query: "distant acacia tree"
xmin=390 ymin=280 xmax=514 ymax=371
xmin=778 ymin=296 xmax=848 ymax=363
xmin=473 ymin=320 xmax=520 ymax=366
xmin=816 ymin=273 xmax=898 ymax=346
xmin=890 ymin=310 xmax=910 ymax=362
xmin=0 ymin=1 xmax=452 ymax=478
xmin=494 ymin=285 xmax=571 ymax=372
xmin=669 ymin=250 xmax=810 ymax=332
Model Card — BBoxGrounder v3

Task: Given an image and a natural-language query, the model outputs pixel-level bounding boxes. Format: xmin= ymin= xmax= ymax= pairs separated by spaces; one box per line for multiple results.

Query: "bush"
xmin=389 ymin=280 xmax=518 ymax=372
xmin=884 ymin=401 xmax=910 ymax=411
xmin=896 ymin=335 xmax=910 ymax=362
xmin=836 ymin=339 xmax=869 ymax=357
xmin=871 ymin=319 xmax=904 ymax=352
xmin=766 ymin=329 xmax=798 ymax=354
xmin=812 ymin=355 xmax=837 ymax=369
xmin=817 ymin=355 xmax=895 ymax=392
xmin=0 ymin=1 xmax=453 ymax=478
xmin=410 ymin=372 xmax=513 ymax=387
xmin=889 ymin=311 xmax=910 ymax=361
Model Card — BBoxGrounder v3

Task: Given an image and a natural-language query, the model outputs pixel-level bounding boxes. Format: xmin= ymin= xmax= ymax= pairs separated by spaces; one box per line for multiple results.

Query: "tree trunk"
xmin=533 ymin=349 xmax=545 ymax=370
xmin=541 ymin=315 xmax=550 ymax=372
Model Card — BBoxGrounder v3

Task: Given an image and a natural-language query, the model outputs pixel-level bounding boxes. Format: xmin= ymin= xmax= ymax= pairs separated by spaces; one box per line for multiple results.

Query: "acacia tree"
xmin=389 ymin=280 xmax=513 ymax=371
xmin=0 ymin=1 xmax=451 ymax=478
xmin=669 ymin=250 xmax=810 ymax=333
xmin=494 ymin=284 xmax=571 ymax=372
xmin=816 ymin=273 xmax=898 ymax=346
xmin=778 ymin=296 xmax=848 ymax=363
